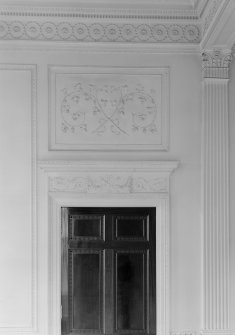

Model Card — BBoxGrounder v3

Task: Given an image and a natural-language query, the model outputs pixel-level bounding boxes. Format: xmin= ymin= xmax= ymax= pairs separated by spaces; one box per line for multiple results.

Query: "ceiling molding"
xmin=200 ymin=0 xmax=234 ymax=49
xmin=200 ymin=0 xmax=227 ymax=37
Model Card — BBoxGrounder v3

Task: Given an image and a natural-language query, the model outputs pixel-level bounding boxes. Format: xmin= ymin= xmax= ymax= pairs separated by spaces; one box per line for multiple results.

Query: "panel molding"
xmin=0 ymin=64 xmax=37 ymax=333
xmin=38 ymin=160 xmax=178 ymax=335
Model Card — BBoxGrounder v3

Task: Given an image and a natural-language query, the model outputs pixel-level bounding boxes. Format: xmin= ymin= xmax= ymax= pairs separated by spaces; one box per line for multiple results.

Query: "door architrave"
xmin=38 ymin=161 xmax=178 ymax=335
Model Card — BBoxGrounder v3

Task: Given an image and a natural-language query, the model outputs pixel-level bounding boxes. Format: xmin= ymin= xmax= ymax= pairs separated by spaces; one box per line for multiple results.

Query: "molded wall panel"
xmin=0 ymin=68 xmax=34 ymax=328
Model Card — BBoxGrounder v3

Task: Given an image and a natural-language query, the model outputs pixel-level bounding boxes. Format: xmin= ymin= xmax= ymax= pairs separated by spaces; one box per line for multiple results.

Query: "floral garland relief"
xmin=60 ymin=81 xmax=158 ymax=138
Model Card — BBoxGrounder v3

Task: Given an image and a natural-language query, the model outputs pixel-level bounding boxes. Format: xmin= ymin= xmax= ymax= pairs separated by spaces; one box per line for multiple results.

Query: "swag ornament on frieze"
xmin=49 ymin=175 xmax=168 ymax=194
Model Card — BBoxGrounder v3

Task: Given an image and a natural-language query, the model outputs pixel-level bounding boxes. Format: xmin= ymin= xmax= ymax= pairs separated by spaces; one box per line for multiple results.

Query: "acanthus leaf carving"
xmin=202 ymin=49 xmax=233 ymax=79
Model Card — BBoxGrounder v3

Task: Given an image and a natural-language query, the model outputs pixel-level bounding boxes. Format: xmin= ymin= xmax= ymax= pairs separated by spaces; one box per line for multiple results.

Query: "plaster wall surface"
xmin=0 ymin=49 xmax=201 ymax=334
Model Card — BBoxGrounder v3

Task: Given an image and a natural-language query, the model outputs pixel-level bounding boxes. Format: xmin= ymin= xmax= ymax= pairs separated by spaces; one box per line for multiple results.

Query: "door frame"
xmin=38 ymin=161 xmax=178 ymax=335
xmin=61 ymin=206 xmax=156 ymax=335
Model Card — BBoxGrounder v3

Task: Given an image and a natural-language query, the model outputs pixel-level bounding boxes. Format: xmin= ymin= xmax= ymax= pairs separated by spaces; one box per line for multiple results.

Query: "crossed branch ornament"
xmin=60 ymin=82 xmax=158 ymax=136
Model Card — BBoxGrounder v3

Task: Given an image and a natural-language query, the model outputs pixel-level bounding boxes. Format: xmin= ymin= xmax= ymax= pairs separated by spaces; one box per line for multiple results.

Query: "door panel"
xmin=70 ymin=215 xmax=104 ymax=240
xmin=114 ymin=216 xmax=148 ymax=240
xmin=70 ymin=250 xmax=104 ymax=332
xmin=115 ymin=251 xmax=147 ymax=332
xmin=61 ymin=207 xmax=156 ymax=335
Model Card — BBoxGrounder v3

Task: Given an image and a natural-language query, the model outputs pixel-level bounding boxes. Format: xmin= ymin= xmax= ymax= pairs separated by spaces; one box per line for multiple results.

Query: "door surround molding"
xmin=38 ymin=160 xmax=178 ymax=335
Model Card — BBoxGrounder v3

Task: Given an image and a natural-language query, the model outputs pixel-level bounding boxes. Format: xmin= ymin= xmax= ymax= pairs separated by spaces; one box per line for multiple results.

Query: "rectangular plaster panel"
xmin=49 ymin=66 xmax=169 ymax=151
xmin=0 ymin=65 xmax=36 ymax=332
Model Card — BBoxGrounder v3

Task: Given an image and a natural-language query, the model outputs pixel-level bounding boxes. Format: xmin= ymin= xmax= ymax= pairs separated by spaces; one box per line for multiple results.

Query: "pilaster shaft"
xmin=201 ymin=49 xmax=232 ymax=334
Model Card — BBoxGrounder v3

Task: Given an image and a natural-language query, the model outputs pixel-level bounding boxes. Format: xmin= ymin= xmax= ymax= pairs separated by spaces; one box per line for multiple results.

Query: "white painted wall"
xmin=0 ymin=48 xmax=202 ymax=334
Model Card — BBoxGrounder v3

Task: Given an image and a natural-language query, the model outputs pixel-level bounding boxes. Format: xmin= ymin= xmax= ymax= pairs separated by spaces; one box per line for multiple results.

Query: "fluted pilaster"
xmin=201 ymin=49 xmax=232 ymax=335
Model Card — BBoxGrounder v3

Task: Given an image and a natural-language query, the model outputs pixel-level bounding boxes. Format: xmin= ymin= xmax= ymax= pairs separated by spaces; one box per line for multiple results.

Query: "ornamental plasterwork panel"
xmin=49 ymin=66 xmax=169 ymax=151
xmin=49 ymin=174 xmax=168 ymax=193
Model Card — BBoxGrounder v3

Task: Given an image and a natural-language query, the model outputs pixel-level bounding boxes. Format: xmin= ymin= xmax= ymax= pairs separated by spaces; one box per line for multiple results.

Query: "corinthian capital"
xmin=202 ymin=48 xmax=232 ymax=79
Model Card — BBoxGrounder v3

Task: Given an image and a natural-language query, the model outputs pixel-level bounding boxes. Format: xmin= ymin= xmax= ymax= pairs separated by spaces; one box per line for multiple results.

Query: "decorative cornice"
xmin=38 ymin=160 xmax=179 ymax=173
xmin=0 ymin=19 xmax=201 ymax=43
xmin=0 ymin=1 xmax=232 ymax=45
xmin=202 ymin=49 xmax=233 ymax=78
xmin=201 ymin=0 xmax=221 ymax=35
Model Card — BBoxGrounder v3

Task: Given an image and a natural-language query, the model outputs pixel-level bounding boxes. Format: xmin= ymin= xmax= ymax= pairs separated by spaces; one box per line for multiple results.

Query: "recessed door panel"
xmin=70 ymin=215 xmax=104 ymax=240
xmin=69 ymin=250 xmax=103 ymax=333
xmin=115 ymin=251 xmax=147 ymax=332
xmin=114 ymin=216 xmax=148 ymax=240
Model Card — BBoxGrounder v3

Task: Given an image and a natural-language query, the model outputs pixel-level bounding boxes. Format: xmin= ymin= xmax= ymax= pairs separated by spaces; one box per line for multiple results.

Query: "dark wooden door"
xmin=61 ymin=207 xmax=156 ymax=335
